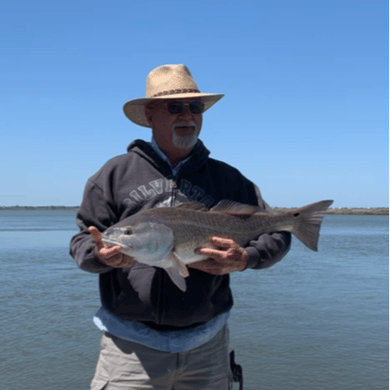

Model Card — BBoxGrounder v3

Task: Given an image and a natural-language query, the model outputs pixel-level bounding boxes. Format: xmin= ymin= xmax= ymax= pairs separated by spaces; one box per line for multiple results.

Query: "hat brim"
xmin=123 ymin=93 xmax=224 ymax=128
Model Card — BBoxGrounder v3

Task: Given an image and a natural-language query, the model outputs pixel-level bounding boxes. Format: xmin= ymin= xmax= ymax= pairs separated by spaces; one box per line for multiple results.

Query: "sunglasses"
xmin=166 ymin=100 xmax=205 ymax=115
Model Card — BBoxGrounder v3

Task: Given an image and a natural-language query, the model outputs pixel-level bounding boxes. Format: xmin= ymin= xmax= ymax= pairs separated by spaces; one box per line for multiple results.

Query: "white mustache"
xmin=171 ymin=121 xmax=200 ymax=150
xmin=172 ymin=121 xmax=198 ymax=132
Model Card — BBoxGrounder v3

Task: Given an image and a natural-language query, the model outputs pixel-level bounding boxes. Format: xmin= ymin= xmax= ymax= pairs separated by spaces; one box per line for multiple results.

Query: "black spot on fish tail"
xmin=290 ymin=200 xmax=333 ymax=251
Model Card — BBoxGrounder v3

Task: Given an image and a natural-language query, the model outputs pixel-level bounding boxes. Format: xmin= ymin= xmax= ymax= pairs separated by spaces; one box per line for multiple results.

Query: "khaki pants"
xmin=91 ymin=325 xmax=232 ymax=390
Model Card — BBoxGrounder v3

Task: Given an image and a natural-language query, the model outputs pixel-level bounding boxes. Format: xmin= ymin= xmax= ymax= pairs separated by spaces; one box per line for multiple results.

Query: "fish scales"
xmin=144 ymin=207 xmax=295 ymax=263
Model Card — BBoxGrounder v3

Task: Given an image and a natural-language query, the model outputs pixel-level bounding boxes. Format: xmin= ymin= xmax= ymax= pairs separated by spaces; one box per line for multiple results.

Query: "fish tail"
xmin=290 ymin=200 xmax=333 ymax=251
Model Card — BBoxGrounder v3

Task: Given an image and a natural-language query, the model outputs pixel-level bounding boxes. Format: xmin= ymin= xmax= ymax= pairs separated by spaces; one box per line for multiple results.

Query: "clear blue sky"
xmin=1 ymin=0 xmax=388 ymax=207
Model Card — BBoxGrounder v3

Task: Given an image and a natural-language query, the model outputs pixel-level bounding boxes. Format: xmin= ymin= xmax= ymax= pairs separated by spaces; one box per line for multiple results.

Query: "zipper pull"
xmin=171 ymin=180 xmax=178 ymax=207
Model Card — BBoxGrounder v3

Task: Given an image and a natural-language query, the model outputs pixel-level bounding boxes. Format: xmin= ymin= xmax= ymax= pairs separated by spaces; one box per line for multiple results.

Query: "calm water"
xmin=0 ymin=211 xmax=388 ymax=390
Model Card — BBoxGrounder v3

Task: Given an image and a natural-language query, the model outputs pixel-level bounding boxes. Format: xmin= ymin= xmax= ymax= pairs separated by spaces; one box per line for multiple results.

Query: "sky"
xmin=1 ymin=0 xmax=388 ymax=208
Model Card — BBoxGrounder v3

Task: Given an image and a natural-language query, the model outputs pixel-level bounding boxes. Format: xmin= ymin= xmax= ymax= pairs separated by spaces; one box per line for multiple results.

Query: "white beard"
xmin=172 ymin=121 xmax=200 ymax=150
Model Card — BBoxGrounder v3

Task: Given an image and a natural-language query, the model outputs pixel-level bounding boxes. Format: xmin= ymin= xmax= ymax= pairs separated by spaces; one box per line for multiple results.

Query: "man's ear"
xmin=144 ymin=105 xmax=153 ymax=126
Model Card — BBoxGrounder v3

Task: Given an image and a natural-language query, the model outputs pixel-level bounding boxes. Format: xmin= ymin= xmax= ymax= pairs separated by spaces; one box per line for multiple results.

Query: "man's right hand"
xmin=88 ymin=226 xmax=135 ymax=268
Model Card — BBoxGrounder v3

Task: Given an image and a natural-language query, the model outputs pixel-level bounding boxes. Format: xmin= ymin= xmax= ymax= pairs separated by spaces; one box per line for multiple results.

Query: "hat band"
xmin=152 ymin=88 xmax=200 ymax=98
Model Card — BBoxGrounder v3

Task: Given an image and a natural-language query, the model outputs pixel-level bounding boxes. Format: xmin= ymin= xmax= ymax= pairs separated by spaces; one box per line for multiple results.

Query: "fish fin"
xmin=179 ymin=261 xmax=189 ymax=277
xmin=210 ymin=200 xmax=261 ymax=218
xmin=290 ymin=200 xmax=333 ymax=251
xmin=163 ymin=252 xmax=189 ymax=291
xmin=165 ymin=266 xmax=187 ymax=292
xmin=175 ymin=202 xmax=209 ymax=211
xmin=169 ymin=252 xmax=189 ymax=277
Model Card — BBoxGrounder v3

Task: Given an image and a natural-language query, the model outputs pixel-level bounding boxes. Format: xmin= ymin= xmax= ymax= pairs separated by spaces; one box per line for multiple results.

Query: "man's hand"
xmin=88 ymin=226 xmax=135 ymax=268
xmin=188 ymin=237 xmax=249 ymax=275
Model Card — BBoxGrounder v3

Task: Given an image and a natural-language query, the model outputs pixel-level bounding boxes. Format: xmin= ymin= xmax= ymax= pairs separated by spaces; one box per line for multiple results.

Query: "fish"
xmin=101 ymin=199 xmax=333 ymax=291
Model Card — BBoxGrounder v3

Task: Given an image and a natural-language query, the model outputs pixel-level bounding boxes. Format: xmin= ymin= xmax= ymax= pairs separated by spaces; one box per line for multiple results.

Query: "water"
xmin=0 ymin=211 xmax=388 ymax=390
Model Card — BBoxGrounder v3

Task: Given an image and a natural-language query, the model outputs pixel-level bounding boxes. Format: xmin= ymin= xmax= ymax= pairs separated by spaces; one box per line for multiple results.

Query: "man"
xmin=70 ymin=64 xmax=291 ymax=390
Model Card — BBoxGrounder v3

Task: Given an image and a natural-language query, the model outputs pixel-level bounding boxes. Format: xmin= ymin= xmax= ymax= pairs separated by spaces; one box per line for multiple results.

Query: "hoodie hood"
xmin=126 ymin=139 xmax=211 ymax=177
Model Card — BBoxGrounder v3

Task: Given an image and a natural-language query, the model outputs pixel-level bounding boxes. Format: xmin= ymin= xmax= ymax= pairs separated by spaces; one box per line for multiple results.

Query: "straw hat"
xmin=123 ymin=64 xmax=224 ymax=127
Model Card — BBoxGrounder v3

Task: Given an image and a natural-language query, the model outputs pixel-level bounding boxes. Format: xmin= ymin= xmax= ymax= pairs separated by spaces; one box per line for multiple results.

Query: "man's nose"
xmin=179 ymin=105 xmax=193 ymax=118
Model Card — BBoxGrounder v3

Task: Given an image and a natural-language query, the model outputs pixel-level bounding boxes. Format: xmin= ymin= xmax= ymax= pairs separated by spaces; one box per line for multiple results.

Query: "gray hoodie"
xmin=69 ymin=139 xmax=291 ymax=330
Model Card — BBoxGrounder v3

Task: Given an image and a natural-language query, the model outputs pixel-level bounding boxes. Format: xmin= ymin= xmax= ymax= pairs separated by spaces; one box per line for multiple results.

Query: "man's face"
xmin=145 ymin=98 xmax=203 ymax=156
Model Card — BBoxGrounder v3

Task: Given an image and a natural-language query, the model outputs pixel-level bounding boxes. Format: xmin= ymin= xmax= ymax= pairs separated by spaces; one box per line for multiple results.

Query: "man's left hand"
xmin=188 ymin=237 xmax=249 ymax=275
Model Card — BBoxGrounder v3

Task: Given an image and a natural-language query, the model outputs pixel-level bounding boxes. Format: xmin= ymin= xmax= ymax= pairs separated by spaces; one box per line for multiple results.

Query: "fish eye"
xmin=123 ymin=229 xmax=132 ymax=235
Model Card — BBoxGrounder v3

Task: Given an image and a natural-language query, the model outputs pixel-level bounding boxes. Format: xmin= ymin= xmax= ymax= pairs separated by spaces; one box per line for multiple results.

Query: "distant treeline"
xmin=326 ymin=208 xmax=389 ymax=215
xmin=1 ymin=206 xmax=388 ymax=215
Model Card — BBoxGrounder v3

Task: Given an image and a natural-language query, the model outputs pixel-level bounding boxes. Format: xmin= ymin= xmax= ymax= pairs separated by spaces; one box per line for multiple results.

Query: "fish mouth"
xmin=101 ymin=237 xmax=123 ymax=248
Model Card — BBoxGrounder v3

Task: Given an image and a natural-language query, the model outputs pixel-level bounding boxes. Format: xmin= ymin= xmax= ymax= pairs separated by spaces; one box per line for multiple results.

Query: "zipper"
xmin=157 ymin=176 xmax=179 ymax=324
xmin=156 ymin=268 xmax=165 ymax=325
xmin=171 ymin=178 xmax=178 ymax=207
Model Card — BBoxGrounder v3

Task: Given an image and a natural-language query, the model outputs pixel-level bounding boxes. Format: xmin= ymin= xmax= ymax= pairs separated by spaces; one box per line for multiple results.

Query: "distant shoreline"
xmin=274 ymin=208 xmax=389 ymax=216
xmin=0 ymin=206 xmax=388 ymax=215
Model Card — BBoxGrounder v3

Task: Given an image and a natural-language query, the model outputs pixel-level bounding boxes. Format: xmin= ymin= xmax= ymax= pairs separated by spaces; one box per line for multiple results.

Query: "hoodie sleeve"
xmin=69 ymin=177 xmax=118 ymax=274
xmin=244 ymin=185 xmax=292 ymax=270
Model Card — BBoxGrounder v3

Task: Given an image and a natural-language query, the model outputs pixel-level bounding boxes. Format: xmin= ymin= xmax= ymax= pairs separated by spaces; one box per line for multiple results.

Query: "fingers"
xmin=209 ymin=237 xmax=236 ymax=248
xmin=98 ymin=249 xmax=135 ymax=268
xmin=99 ymin=245 xmax=123 ymax=259
xmin=195 ymin=237 xmax=238 ymax=260
xmin=88 ymin=226 xmax=103 ymax=249
xmin=89 ymin=226 xmax=120 ymax=257
xmin=106 ymin=253 xmax=135 ymax=268
xmin=191 ymin=236 xmax=249 ymax=274
xmin=88 ymin=226 xmax=134 ymax=268
xmin=195 ymin=247 xmax=223 ymax=259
